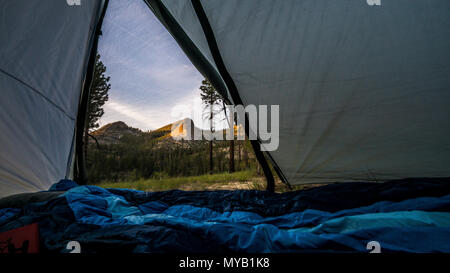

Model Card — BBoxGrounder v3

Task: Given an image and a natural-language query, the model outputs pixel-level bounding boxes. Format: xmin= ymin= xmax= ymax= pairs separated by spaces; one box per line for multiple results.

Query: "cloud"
xmin=101 ymin=99 xmax=151 ymax=129
xmin=100 ymin=86 xmax=228 ymax=132
xmin=100 ymin=96 xmax=178 ymax=131
xmin=97 ymin=0 xmax=223 ymax=131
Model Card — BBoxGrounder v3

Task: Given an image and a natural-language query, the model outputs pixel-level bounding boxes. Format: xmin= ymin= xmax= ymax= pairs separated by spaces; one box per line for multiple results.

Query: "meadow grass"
xmin=97 ymin=170 xmax=257 ymax=191
xmin=96 ymin=170 xmax=324 ymax=192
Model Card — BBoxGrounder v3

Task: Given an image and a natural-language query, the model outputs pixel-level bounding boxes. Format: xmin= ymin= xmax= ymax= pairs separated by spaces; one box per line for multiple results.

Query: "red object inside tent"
xmin=0 ymin=223 xmax=39 ymax=253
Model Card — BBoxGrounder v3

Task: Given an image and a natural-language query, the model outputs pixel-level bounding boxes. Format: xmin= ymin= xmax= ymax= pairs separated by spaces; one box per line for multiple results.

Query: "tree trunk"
xmin=238 ymin=141 xmax=241 ymax=170
xmin=243 ymin=143 xmax=249 ymax=168
xmin=209 ymin=140 xmax=213 ymax=174
xmin=229 ymin=140 xmax=235 ymax=173
xmin=209 ymin=101 xmax=214 ymax=175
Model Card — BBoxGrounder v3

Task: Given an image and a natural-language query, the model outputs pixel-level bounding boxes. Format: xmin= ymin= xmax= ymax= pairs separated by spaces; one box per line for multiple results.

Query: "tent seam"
xmin=0 ymin=67 xmax=75 ymax=121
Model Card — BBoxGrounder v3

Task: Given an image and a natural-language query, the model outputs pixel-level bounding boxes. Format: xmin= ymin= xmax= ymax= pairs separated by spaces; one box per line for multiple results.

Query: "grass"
xmin=97 ymin=170 xmax=257 ymax=192
xmin=96 ymin=170 xmax=326 ymax=193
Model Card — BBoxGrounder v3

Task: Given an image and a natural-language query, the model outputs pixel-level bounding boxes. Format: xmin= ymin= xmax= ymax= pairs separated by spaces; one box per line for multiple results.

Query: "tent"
xmin=1 ymin=0 xmax=450 ymax=254
xmin=1 ymin=0 xmax=450 ymax=198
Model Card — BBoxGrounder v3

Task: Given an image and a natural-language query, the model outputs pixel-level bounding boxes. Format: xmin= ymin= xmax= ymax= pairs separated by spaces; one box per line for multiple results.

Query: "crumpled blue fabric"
xmin=1 ymin=180 xmax=450 ymax=253
xmin=64 ymin=185 xmax=450 ymax=228
xmin=49 ymin=179 xmax=78 ymax=191
xmin=0 ymin=208 xmax=21 ymax=224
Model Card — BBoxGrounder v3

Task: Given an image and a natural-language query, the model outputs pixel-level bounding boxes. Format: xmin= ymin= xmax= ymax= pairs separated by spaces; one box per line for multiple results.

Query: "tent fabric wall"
xmin=144 ymin=0 xmax=231 ymax=102
xmin=150 ymin=0 xmax=450 ymax=185
xmin=0 ymin=0 xmax=106 ymax=198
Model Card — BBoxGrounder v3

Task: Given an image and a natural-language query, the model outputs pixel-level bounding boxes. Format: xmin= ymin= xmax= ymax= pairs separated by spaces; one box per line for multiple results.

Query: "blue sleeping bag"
xmin=1 ymin=179 xmax=450 ymax=253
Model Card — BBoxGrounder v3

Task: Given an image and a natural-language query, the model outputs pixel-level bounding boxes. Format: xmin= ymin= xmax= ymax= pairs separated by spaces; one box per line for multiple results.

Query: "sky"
xmin=97 ymin=0 xmax=226 ymax=131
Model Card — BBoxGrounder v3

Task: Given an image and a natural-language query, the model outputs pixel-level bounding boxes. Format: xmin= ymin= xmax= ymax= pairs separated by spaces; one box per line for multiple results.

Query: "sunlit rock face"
xmin=170 ymin=118 xmax=243 ymax=141
xmin=170 ymin=118 xmax=203 ymax=141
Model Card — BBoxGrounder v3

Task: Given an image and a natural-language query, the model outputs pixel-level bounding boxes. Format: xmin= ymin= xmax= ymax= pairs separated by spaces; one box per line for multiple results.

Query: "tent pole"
xmin=74 ymin=0 xmax=109 ymax=185
xmin=190 ymin=0 xmax=276 ymax=192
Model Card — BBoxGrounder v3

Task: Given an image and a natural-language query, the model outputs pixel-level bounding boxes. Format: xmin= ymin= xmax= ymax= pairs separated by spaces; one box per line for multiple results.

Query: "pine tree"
xmin=199 ymin=79 xmax=222 ymax=174
xmin=85 ymin=54 xmax=111 ymax=158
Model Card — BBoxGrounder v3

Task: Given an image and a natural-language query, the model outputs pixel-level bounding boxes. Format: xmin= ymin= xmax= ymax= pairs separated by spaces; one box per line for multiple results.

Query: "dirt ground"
xmin=179 ymin=177 xmax=326 ymax=193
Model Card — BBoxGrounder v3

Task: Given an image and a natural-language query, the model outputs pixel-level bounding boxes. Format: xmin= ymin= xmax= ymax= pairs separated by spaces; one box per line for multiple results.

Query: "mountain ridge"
xmin=91 ymin=118 xmax=241 ymax=146
xmin=91 ymin=119 xmax=197 ymax=145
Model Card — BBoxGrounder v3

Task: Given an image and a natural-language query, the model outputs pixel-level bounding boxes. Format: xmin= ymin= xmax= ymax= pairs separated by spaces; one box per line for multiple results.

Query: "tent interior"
xmin=0 ymin=0 xmax=449 ymax=253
